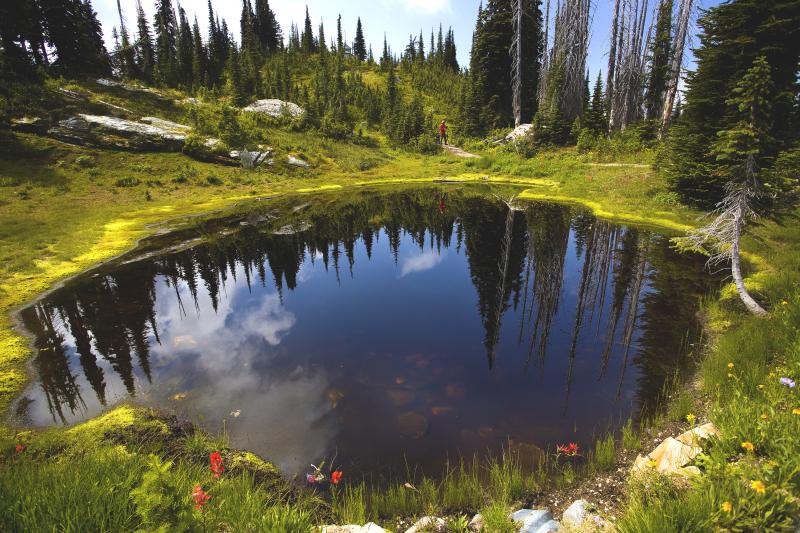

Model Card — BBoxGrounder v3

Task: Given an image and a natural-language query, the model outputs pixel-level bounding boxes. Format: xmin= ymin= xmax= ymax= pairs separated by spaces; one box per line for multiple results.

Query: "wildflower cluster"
xmin=556 ymin=443 xmax=580 ymax=457
xmin=305 ymin=462 xmax=344 ymax=486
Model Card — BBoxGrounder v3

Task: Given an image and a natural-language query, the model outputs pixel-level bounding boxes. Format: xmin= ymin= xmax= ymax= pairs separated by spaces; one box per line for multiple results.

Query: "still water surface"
xmin=17 ymin=188 xmax=715 ymax=478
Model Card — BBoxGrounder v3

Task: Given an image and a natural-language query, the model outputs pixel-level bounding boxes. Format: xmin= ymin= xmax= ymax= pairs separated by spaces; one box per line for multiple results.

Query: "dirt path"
xmin=586 ymin=163 xmax=650 ymax=168
xmin=441 ymin=144 xmax=481 ymax=159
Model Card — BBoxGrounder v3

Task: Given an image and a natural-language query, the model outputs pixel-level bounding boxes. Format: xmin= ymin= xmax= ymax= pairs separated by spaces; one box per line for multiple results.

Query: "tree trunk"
xmin=606 ymin=0 xmax=621 ymax=119
xmin=659 ymin=0 xmax=692 ymax=137
xmin=731 ymin=204 xmax=767 ymax=316
xmin=512 ymin=0 xmax=523 ymax=126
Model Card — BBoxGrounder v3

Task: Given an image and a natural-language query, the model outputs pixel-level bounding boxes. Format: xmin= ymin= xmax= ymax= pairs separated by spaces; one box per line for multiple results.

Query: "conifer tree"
xmin=135 ymin=0 xmax=155 ymax=81
xmin=586 ymin=72 xmax=607 ymax=135
xmin=301 ymin=6 xmax=316 ymax=54
xmin=336 ymin=15 xmax=344 ymax=55
xmin=176 ymin=6 xmax=193 ymax=87
xmin=645 ymin=0 xmax=673 ymax=120
xmin=191 ymin=16 xmax=205 ymax=88
xmin=154 ymin=0 xmax=178 ymax=85
xmin=254 ymin=0 xmax=280 ymax=53
xmin=353 ymin=18 xmax=367 ymax=61
xmin=116 ymin=0 xmax=138 ymax=78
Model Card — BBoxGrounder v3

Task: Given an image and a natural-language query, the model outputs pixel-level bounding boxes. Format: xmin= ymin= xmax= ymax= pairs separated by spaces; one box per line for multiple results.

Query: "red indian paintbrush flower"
xmin=210 ymin=451 xmax=224 ymax=479
xmin=192 ymin=484 xmax=210 ymax=510
xmin=556 ymin=443 xmax=579 ymax=456
xmin=15 ymin=444 xmax=26 ymax=453
xmin=331 ymin=470 xmax=343 ymax=485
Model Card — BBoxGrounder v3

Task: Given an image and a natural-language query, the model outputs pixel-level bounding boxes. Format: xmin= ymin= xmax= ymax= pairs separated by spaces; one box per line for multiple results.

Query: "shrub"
xmin=206 ymin=175 xmax=223 ymax=186
xmin=576 ymin=128 xmax=595 ymax=153
xmin=410 ymin=133 xmax=439 ymax=155
xmin=115 ymin=177 xmax=140 ymax=187
xmin=75 ymin=155 xmax=96 ymax=168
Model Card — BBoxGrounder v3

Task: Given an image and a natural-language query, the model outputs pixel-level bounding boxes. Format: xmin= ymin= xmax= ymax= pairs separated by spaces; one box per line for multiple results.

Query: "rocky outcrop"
xmin=632 ymin=423 xmax=719 ymax=477
xmin=232 ymin=149 xmax=273 ymax=169
xmin=95 ymin=78 xmax=169 ymax=100
xmin=243 ymin=99 xmax=305 ymax=118
xmin=48 ymin=114 xmax=188 ymax=151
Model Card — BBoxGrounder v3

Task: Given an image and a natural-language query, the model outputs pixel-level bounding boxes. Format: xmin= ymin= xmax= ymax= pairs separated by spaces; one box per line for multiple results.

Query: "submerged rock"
xmin=243 ymin=98 xmax=305 ymax=118
xmin=510 ymin=509 xmax=559 ymax=533
xmin=396 ymin=411 xmax=429 ymax=439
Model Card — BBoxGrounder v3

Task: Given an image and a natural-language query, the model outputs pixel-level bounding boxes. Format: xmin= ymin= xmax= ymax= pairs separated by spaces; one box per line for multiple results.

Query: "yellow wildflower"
xmin=721 ymin=501 xmax=732 ymax=513
xmin=792 ymin=408 xmax=800 ymax=415
xmin=647 ymin=459 xmax=658 ymax=469
xmin=750 ymin=480 xmax=766 ymax=494
xmin=758 ymin=384 xmax=765 ymax=390
xmin=741 ymin=441 xmax=755 ymax=452
xmin=781 ymin=300 xmax=788 ymax=305
xmin=728 ymin=373 xmax=734 ymax=379
xmin=686 ymin=413 xmax=696 ymax=424
xmin=760 ymin=414 xmax=769 ymax=420
xmin=728 ymin=362 xmax=735 ymax=369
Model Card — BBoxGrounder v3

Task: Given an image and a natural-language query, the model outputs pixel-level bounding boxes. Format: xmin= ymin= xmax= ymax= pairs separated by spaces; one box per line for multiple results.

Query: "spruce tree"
xmin=254 ymin=0 xmax=280 ymax=53
xmin=191 ymin=16 xmax=205 ymax=88
xmin=353 ymin=18 xmax=367 ymax=61
xmin=336 ymin=15 xmax=344 ymax=55
xmin=176 ymin=7 xmax=193 ymax=87
xmin=586 ymin=72 xmax=607 ymax=135
xmin=116 ymin=0 xmax=138 ymax=79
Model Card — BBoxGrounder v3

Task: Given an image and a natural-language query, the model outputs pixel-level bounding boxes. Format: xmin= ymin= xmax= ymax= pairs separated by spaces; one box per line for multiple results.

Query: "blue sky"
xmin=97 ymin=0 xmax=721 ymax=80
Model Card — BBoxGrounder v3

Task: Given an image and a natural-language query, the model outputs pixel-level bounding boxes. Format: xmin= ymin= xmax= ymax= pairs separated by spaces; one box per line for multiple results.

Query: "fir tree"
xmin=116 ymin=0 xmax=138 ymax=79
xmin=586 ymin=72 xmax=607 ymax=135
xmin=353 ymin=18 xmax=367 ymax=61
xmin=301 ymin=6 xmax=316 ymax=54
xmin=191 ymin=16 xmax=205 ymax=88
xmin=135 ymin=0 xmax=155 ymax=81
xmin=254 ymin=0 xmax=280 ymax=53
xmin=336 ymin=15 xmax=344 ymax=55
xmin=154 ymin=0 xmax=178 ymax=85
xmin=176 ymin=6 xmax=193 ymax=87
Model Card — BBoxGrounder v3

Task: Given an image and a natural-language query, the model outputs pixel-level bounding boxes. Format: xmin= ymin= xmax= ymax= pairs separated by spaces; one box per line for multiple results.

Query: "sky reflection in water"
xmin=17 ymin=188 xmax=715 ymax=478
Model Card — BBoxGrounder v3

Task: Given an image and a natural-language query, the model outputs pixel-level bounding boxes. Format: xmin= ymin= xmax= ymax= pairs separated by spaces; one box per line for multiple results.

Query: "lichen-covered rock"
xmin=496 ymin=123 xmax=534 ymax=144
xmin=243 ymin=99 xmax=304 ymax=118
xmin=632 ymin=436 xmax=703 ymax=477
xmin=139 ymin=117 xmax=192 ymax=133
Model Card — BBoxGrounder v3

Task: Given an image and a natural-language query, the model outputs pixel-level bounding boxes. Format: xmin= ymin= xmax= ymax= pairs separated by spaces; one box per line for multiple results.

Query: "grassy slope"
xmin=1 ymin=78 xmax=797 ymax=531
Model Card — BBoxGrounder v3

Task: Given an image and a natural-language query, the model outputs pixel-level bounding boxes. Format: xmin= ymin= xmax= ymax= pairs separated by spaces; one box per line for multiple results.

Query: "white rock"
xmin=510 ymin=509 xmax=559 ymax=533
xmin=71 ymin=114 xmax=188 ymax=141
xmin=562 ymin=499 xmax=590 ymax=527
xmin=242 ymin=99 xmax=305 ymax=118
xmin=468 ymin=514 xmax=485 ymax=532
xmin=139 ymin=117 xmax=192 ymax=132
xmin=632 ymin=436 xmax=702 ymax=476
xmin=404 ymin=516 xmax=445 ymax=533
xmin=287 ymin=155 xmax=311 ymax=168
xmin=497 ymin=123 xmax=534 ymax=144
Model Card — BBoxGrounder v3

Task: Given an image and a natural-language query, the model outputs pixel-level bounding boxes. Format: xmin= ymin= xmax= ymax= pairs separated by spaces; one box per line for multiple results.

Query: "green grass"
xmin=590 ymin=433 xmax=617 ymax=472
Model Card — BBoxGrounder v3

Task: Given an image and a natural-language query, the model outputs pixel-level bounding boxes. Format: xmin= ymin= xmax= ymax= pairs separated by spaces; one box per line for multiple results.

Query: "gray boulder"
xmin=404 ymin=516 xmax=446 ymax=533
xmin=287 ymin=155 xmax=311 ymax=168
xmin=49 ymin=114 xmax=188 ymax=151
xmin=510 ymin=509 xmax=559 ymax=533
xmin=562 ymin=500 xmax=590 ymax=528
xmin=243 ymin=99 xmax=305 ymax=118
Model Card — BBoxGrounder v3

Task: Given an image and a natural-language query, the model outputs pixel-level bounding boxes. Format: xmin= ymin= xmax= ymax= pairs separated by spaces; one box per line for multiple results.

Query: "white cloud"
xmin=400 ymin=249 xmax=446 ymax=277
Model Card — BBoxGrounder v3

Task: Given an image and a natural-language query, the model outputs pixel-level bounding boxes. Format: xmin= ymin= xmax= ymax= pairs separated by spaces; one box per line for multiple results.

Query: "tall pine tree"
xmin=353 ymin=18 xmax=367 ymax=61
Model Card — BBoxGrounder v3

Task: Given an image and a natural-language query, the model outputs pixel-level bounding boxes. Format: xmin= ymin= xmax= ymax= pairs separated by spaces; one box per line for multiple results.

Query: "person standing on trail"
xmin=438 ymin=120 xmax=448 ymax=146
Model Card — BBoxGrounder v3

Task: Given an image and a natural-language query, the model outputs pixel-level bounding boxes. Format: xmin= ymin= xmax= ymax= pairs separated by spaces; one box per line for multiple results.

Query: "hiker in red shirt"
xmin=438 ymin=120 xmax=448 ymax=146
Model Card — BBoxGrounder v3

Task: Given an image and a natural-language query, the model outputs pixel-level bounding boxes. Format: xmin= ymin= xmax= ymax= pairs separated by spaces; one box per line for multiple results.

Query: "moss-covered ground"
xmin=1 ymin=79 xmax=798 ymax=531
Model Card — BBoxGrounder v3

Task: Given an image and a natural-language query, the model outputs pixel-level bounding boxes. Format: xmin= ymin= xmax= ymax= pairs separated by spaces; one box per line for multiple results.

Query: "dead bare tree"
xmin=539 ymin=0 xmax=591 ymax=119
xmin=685 ymin=181 xmax=767 ymax=316
xmin=607 ymin=0 xmax=651 ymax=130
xmin=512 ymin=0 xmax=524 ymax=126
xmin=537 ymin=0 xmax=552 ymax=110
xmin=659 ymin=0 xmax=693 ymax=136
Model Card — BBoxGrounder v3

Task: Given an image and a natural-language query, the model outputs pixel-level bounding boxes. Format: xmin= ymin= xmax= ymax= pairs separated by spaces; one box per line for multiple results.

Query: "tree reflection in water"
xmin=17 ymin=188 xmax=716 ymax=476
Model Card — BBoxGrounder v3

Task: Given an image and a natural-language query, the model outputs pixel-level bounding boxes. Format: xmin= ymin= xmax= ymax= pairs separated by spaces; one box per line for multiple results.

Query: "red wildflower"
xmin=556 ymin=443 xmax=579 ymax=456
xmin=210 ymin=451 xmax=224 ymax=479
xmin=192 ymin=484 xmax=211 ymax=510
xmin=331 ymin=470 xmax=343 ymax=485
xmin=15 ymin=444 xmax=26 ymax=453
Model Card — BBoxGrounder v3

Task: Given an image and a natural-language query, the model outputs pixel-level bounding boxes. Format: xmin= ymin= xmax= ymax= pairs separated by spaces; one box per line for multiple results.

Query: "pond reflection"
xmin=17 ymin=188 xmax=715 ymax=478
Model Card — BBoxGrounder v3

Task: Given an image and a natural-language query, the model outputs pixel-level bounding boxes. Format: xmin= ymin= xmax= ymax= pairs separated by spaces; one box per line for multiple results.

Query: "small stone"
xmin=510 ymin=509 xmax=559 ymax=533
xmin=467 ymin=513 xmax=485 ymax=532
xmin=404 ymin=516 xmax=445 ymax=533
xmin=287 ymin=155 xmax=311 ymax=168
xmin=562 ymin=499 xmax=590 ymax=527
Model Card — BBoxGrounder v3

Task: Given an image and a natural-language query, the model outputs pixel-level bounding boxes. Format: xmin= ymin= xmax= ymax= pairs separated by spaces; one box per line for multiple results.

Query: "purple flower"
xmin=306 ymin=474 xmax=317 ymax=484
xmin=780 ymin=377 xmax=796 ymax=388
